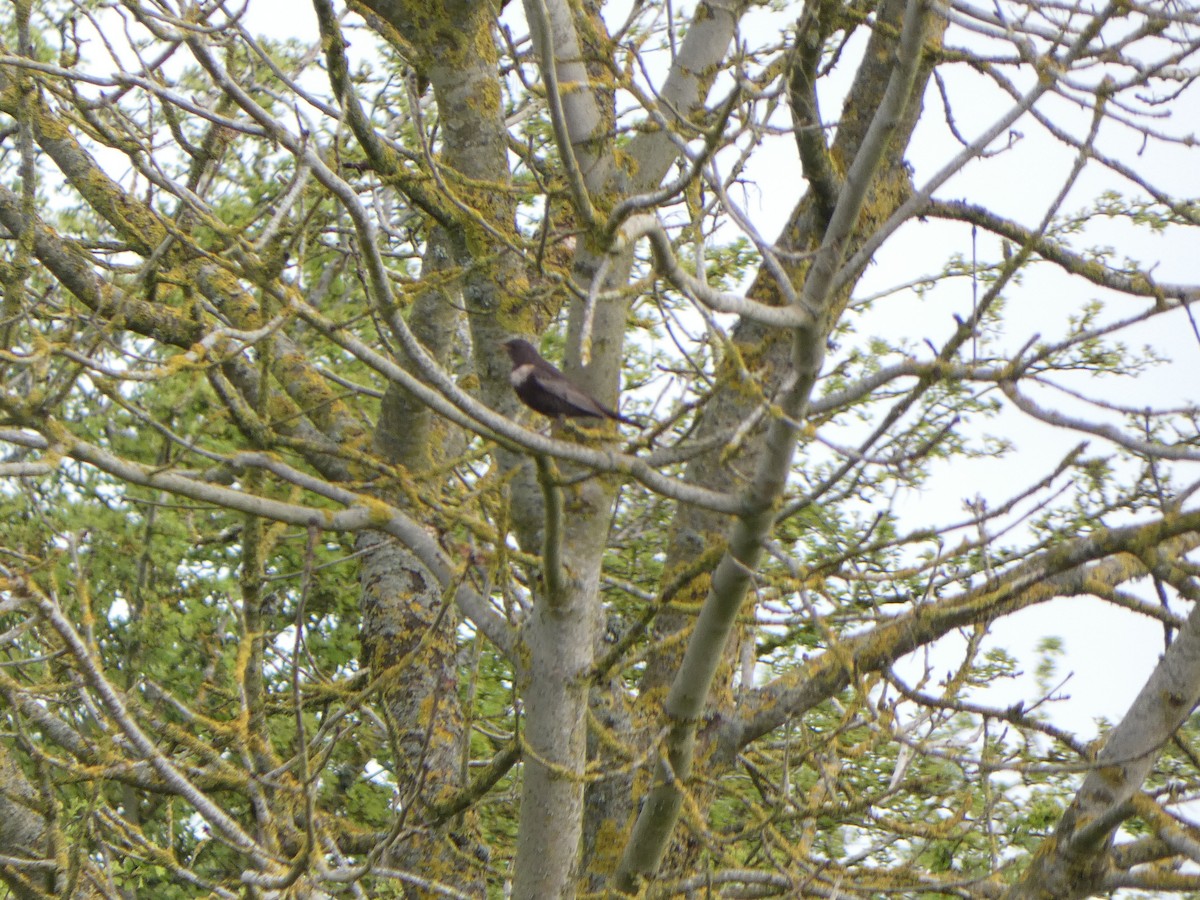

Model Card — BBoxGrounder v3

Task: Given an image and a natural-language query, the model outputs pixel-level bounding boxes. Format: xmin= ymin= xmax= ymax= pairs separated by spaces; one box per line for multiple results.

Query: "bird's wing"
xmin=526 ymin=368 xmax=608 ymax=418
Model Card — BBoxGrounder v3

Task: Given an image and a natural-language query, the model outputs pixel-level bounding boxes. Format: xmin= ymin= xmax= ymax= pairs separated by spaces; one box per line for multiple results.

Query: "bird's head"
xmin=501 ymin=337 xmax=539 ymax=365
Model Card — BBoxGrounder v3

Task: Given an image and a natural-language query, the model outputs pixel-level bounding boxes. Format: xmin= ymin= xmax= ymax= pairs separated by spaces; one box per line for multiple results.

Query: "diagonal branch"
xmin=831 ymin=0 xmax=1128 ymax=299
xmin=611 ymin=0 xmax=936 ymax=890
xmin=726 ymin=518 xmax=1200 ymax=756
xmin=1005 ymin=564 xmax=1200 ymax=899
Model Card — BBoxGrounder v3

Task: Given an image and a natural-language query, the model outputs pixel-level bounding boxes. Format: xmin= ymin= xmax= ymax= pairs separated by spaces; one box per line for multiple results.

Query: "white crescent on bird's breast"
xmin=510 ymin=362 xmax=536 ymax=388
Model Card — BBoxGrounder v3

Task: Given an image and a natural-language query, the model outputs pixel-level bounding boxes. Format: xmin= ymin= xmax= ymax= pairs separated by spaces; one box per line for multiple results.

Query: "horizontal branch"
xmin=290 ymin=297 xmax=745 ymax=514
xmin=929 ymin=199 xmax=1200 ymax=304
xmin=1001 ymin=380 xmax=1200 ymax=461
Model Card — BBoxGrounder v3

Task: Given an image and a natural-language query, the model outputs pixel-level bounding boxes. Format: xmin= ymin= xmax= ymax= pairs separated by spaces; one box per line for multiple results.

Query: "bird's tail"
xmin=603 ymin=405 xmax=642 ymax=428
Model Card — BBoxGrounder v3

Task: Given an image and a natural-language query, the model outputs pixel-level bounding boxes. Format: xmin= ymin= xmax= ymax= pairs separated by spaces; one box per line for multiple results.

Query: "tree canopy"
xmin=0 ymin=0 xmax=1199 ymax=897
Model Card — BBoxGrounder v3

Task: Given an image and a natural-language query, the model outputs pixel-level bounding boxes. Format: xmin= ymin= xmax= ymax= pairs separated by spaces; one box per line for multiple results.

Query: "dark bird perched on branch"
xmin=502 ymin=338 xmax=638 ymax=426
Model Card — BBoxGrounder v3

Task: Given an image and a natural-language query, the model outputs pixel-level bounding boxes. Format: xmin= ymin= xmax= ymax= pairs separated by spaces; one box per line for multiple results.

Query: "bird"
xmin=501 ymin=337 xmax=638 ymax=426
